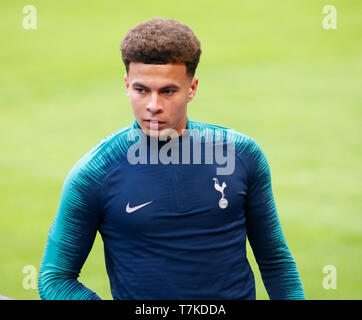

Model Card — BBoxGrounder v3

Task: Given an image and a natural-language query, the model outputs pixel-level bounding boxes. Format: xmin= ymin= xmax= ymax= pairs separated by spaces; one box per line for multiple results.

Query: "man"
xmin=38 ymin=18 xmax=305 ymax=300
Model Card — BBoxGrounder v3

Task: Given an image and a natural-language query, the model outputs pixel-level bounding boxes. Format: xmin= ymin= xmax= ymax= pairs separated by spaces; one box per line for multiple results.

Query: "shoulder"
xmin=64 ymin=125 xmax=133 ymax=188
xmin=188 ymin=119 xmax=270 ymax=180
xmin=188 ymin=119 xmax=265 ymax=160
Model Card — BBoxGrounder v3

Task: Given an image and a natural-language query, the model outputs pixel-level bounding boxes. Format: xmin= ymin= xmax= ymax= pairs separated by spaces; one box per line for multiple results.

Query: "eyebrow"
xmin=132 ymin=82 xmax=180 ymax=91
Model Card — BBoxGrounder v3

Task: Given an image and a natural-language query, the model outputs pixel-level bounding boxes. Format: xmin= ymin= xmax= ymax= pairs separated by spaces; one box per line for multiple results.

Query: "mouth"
xmin=144 ymin=119 xmax=166 ymax=130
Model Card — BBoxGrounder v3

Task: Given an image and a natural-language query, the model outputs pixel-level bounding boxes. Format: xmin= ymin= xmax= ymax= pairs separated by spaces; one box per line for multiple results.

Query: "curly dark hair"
xmin=121 ymin=18 xmax=201 ymax=77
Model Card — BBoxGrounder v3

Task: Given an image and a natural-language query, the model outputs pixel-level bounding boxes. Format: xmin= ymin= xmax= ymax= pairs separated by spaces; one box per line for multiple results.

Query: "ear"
xmin=187 ymin=77 xmax=199 ymax=102
xmin=124 ymin=74 xmax=130 ymax=96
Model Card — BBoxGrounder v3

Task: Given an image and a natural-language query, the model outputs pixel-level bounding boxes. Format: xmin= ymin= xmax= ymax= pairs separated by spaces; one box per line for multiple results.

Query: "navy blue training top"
xmin=38 ymin=119 xmax=305 ymax=300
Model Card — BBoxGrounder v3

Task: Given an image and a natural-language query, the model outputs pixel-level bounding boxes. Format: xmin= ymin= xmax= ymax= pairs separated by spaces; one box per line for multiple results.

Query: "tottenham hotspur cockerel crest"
xmin=212 ymin=177 xmax=228 ymax=209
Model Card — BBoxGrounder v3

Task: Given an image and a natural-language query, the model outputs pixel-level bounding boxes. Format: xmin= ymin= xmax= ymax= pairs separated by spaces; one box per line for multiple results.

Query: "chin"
xmin=147 ymin=129 xmax=161 ymax=138
xmin=141 ymin=126 xmax=176 ymax=139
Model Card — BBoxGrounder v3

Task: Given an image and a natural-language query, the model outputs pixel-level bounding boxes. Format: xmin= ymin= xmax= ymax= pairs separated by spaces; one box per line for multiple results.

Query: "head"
xmin=121 ymin=18 xmax=201 ymax=137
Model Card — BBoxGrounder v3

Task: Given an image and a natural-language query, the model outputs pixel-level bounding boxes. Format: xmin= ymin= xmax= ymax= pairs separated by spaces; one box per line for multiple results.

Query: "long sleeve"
xmin=244 ymin=141 xmax=305 ymax=300
xmin=38 ymin=158 xmax=102 ymax=300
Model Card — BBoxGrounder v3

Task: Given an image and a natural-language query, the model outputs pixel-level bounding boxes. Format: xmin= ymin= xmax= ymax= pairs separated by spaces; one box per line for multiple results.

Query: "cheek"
xmin=167 ymin=98 xmax=188 ymax=118
xmin=176 ymin=92 xmax=190 ymax=110
xmin=169 ymin=90 xmax=189 ymax=108
xmin=129 ymin=94 xmax=144 ymax=112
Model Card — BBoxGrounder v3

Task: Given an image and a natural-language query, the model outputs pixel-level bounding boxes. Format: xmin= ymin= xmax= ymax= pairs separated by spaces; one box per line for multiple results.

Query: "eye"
xmin=135 ymin=88 xmax=146 ymax=93
xmin=162 ymin=89 xmax=176 ymax=96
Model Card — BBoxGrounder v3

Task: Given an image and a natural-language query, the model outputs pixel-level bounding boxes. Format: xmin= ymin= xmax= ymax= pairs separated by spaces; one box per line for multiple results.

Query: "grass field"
xmin=0 ymin=0 xmax=361 ymax=300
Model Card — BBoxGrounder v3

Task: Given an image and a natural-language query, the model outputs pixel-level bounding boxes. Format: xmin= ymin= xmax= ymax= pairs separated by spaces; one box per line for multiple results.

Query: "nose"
xmin=146 ymin=92 xmax=163 ymax=114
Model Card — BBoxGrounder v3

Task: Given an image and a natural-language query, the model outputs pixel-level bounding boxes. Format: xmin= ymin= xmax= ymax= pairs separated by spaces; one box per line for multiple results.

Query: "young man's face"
xmin=124 ymin=62 xmax=198 ymax=137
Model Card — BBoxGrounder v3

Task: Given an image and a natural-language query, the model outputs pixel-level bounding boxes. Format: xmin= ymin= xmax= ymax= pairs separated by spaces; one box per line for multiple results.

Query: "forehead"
xmin=128 ymin=62 xmax=189 ymax=86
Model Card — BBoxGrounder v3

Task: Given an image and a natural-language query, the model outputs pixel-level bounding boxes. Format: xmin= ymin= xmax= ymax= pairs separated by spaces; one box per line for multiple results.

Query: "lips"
xmin=144 ymin=120 xmax=166 ymax=129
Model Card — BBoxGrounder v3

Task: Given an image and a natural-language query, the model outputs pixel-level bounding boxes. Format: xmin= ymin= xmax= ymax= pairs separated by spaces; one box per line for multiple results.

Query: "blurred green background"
xmin=0 ymin=0 xmax=361 ymax=300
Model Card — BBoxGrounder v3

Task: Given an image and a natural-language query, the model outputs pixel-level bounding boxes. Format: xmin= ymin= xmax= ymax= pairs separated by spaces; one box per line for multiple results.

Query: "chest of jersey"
xmin=100 ymin=159 xmax=248 ymax=240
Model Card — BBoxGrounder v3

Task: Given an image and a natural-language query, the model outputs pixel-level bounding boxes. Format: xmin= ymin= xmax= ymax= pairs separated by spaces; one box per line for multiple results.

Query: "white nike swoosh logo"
xmin=126 ymin=201 xmax=153 ymax=213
